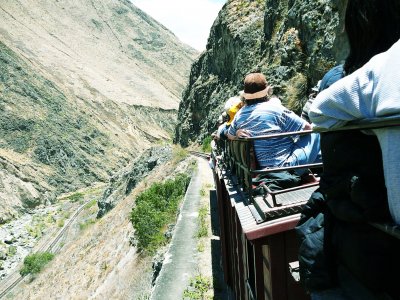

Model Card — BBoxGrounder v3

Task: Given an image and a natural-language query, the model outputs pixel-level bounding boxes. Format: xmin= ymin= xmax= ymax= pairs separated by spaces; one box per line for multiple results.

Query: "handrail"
xmin=230 ymin=130 xmax=313 ymax=141
xmin=216 ymin=130 xmax=321 ymax=213
xmin=369 ymin=222 xmax=400 ymax=240
xmin=228 ymin=116 xmax=400 ymax=142
xmin=215 ymin=116 xmax=400 ymax=221
xmin=252 ymin=163 xmax=322 ymax=174
xmin=313 ymin=116 xmax=400 ymax=132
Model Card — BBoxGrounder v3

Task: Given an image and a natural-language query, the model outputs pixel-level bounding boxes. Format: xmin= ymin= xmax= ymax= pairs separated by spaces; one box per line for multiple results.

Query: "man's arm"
xmin=309 ymin=53 xmax=389 ymax=129
xmin=227 ymin=132 xmax=236 ymax=140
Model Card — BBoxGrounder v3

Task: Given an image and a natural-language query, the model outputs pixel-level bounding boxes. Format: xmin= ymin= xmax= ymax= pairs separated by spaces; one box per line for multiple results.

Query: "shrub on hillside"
xmin=130 ymin=173 xmax=191 ymax=254
xmin=20 ymin=252 xmax=54 ymax=276
xmin=68 ymin=192 xmax=84 ymax=202
xmin=201 ymin=136 xmax=212 ymax=153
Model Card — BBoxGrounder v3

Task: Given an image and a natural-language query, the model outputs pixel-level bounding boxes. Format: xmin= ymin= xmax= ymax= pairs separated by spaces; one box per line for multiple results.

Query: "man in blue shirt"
xmin=227 ymin=73 xmax=321 ymax=171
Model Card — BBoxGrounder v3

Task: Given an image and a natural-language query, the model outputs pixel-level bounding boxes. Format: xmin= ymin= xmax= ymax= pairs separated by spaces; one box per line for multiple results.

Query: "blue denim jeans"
xmin=284 ymin=133 xmax=322 ymax=174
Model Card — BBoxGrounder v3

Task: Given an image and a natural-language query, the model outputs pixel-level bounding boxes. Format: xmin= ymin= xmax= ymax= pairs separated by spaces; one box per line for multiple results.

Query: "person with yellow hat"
xmin=214 ymin=94 xmax=244 ymax=140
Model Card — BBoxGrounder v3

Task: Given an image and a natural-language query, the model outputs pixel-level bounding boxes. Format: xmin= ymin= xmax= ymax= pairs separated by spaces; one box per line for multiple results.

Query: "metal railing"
xmin=214 ymin=116 xmax=400 ymax=223
xmin=217 ymin=130 xmax=322 ymax=203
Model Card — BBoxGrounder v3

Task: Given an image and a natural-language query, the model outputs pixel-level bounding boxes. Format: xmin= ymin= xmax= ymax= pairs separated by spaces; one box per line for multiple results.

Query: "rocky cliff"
xmin=175 ymin=0 xmax=348 ymax=146
xmin=97 ymin=145 xmax=173 ymax=218
xmin=0 ymin=0 xmax=198 ymax=222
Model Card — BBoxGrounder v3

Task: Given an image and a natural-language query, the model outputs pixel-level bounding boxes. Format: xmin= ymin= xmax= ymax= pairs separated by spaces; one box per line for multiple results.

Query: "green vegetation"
xmin=57 ymin=219 xmax=65 ymax=228
xmin=172 ymin=146 xmax=189 ymax=163
xmin=183 ymin=275 xmax=212 ymax=299
xmin=256 ymin=0 xmax=264 ymax=6
xmin=130 ymin=173 xmax=191 ymax=254
xmin=200 ymin=187 xmax=206 ymax=197
xmin=26 ymin=224 xmax=44 ymax=238
xmin=137 ymin=293 xmax=150 ymax=300
xmin=197 ymin=240 xmax=205 ymax=252
xmin=26 ymin=213 xmax=56 ymax=238
xmin=84 ymin=199 xmax=97 ymax=209
xmin=56 ymin=210 xmax=71 ymax=226
xmin=201 ymin=136 xmax=212 ymax=153
xmin=197 ymin=205 xmax=208 ymax=239
xmin=237 ymin=0 xmax=249 ymax=10
xmin=285 ymin=73 xmax=308 ymax=114
xmin=68 ymin=192 xmax=84 ymax=203
xmin=79 ymin=217 xmax=96 ymax=231
xmin=7 ymin=246 xmax=17 ymax=257
xmin=100 ymin=261 xmax=108 ymax=271
xmin=20 ymin=252 xmax=54 ymax=276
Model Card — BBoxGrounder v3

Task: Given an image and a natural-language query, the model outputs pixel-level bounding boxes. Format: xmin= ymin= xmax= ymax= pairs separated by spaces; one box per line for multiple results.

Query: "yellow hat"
xmin=224 ymin=96 xmax=243 ymax=125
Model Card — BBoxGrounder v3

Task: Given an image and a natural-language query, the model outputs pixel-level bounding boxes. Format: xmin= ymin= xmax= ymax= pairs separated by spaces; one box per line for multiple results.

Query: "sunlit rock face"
xmin=175 ymin=0 xmax=348 ymax=146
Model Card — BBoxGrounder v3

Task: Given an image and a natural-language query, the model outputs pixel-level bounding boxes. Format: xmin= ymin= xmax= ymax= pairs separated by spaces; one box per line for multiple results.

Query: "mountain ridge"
xmin=0 ymin=0 xmax=198 ymax=222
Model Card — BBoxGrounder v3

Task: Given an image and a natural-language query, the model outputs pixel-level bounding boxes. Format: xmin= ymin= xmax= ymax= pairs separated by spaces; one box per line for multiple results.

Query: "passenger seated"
xmin=297 ymin=1 xmax=400 ymax=299
xmin=212 ymin=112 xmax=228 ymax=140
xmin=227 ymin=72 xmax=321 ymax=174
xmin=215 ymin=95 xmax=244 ymax=140
xmin=311 ymin=45 xmax=400 ymax=226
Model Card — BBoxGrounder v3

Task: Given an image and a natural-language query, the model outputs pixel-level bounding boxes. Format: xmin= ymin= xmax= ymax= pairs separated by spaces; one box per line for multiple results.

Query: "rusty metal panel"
xmin=262 ymin=244 xmax=272 ymax=300
xmin=215 ymin=176 xmax=230 ymax=284
xmin=213 ymin=159 xmax=310 ymax=300
xmin=253 ymin=240 xmax=266 ymax=300
xmin=235 ymin=213 xmax=247 ymax=300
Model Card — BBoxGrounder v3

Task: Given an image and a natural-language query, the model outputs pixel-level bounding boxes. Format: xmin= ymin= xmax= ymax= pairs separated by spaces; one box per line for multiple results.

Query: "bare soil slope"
xmin=0 ymin=0 xmax=198 ymax=221
xmin=10 ymin=155 xmax=196 ymax=299
xmin=0 ymin=0 xmax=197 ymax=109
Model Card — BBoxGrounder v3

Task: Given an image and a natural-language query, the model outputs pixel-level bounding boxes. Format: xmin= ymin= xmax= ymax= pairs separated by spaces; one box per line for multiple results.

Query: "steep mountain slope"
xmin=10 ymin=155 xmax=195 ymax=299
xmin=0 ymin=0 xmax=198 ymax=222
xmin=175 ymin=0 xmax=348 ymax=146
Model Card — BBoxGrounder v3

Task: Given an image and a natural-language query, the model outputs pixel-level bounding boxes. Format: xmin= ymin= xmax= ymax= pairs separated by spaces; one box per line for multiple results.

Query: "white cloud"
xmin=130 ymin=0 xmax=226 ymax=51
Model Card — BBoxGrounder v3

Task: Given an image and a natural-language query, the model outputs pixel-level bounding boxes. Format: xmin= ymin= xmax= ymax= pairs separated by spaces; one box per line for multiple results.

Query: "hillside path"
xmin=151 ymin=156 xmax=216 ymax=299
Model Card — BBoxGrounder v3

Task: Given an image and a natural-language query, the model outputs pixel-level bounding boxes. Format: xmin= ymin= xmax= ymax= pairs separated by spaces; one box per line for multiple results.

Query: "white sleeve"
xmin=309 ymin=62 xmax=379 ymax=129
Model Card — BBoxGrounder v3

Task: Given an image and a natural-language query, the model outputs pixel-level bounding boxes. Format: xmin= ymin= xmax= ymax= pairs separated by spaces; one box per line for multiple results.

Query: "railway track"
xmin=38 ymin=201 xmax=88 ymax=253
xmin=189 ymin=150 xmax=210 ymax=160
xmin=0 ymin=201 xmax=89 ymax=298
xmin=0 ymin=156 xmax=208 ymax=298
xmin=0 ymin=272 xmax=23 ymax=299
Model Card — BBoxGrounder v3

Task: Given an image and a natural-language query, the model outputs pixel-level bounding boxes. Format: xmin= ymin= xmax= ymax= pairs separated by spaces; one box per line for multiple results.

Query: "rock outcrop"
xmin=175 ymin=0 xmax=348 ymax=146
xmin=97 ymin=146 xmax=173 ymax=218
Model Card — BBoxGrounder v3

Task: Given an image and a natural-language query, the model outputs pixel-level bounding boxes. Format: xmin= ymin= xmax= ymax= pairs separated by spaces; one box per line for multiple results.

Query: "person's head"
xmin=224 ymin=96 xmax=242 ymax=125
xmin=242 ymin=73 xmax=273 ymax=103
xmin=224 ymin=96 xmax=241 ymax=112
xmin=218 ymin=112 xmax=228 ymax=125
xmin=344 ymin=0 xmax=400 ymax=73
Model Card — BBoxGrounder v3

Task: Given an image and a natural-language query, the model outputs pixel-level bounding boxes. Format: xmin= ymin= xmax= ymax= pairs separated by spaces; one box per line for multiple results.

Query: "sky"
xmin=131 ymin=0 xmax=226 ymax=51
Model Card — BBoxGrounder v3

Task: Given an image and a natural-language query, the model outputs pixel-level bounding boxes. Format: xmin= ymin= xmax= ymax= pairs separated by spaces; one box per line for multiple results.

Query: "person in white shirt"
xmin=310 ymin=39 xmax=400 ymax=225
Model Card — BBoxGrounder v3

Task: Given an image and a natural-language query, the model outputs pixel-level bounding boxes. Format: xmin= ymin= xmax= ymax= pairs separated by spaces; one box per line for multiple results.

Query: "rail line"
xmin=0 ymin=154 xmax=208 ymax=298
xmin=189 ymin=150 xmax=210 ymax=160
xmin=0 ymin=201 xmax=89 ymax=298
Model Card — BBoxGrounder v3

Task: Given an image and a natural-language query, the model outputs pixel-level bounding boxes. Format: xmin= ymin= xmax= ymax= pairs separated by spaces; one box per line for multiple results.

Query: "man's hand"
xmin=303 ymin=122 xmax=312 ymax=130
xmin=236 ymin=129 xmax=251 ymax=138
